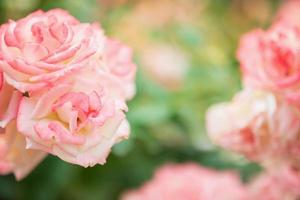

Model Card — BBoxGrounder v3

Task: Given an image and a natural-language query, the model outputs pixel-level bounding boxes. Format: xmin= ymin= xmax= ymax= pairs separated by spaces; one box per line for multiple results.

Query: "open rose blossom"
xmin=248 ymin=166 xmax=300 ymax=200
xmin=0 ymin=9 xmax=136 ymax=170
xmin=237 ymin=23 xmax=300 ymax=105
xmin=17 ymin=65 xmax=130 ymax=167
xmin=121 ymin=163 xmax=248 ymax=200
xmin=0 ymin=9 xmax=104 ymax=94
xmin=206 ymin=89 xmax=300 ymax=167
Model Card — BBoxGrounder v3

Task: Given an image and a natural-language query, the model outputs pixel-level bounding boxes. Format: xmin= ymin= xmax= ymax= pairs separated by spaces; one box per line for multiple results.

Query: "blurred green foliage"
xmin=0 ymin=0 xmax=283 ymax=199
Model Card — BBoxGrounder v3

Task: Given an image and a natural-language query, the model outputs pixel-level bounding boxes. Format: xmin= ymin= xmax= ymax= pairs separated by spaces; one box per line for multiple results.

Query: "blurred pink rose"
xmin=276 ymin=0 xmax=300 ymax=27
xmin=237 ymin=23 xmax=300 ymax=105
xmin=206 ymin=89 xmax=300 ymax=167
xmin=17 ymin=63 xmax=130 ymax=167
xmin=121 ymin=163 xmax=247 ymax=200
xmin=249 ymin=166 xmax=300 ymax=200
xmin=0 ymin=9 xmax=104 ymax=94
xmin=0 ymin=121 xmax=46 ymax=180
xmin=104 ymin=38 xmax=136 ymax=100
xmin=141 ymin=44 xmax=189 ymax=90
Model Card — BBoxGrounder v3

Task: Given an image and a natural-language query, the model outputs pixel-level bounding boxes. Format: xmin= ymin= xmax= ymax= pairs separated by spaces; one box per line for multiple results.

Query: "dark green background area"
xmin=0 ymin=0 xmax=282 ymax=199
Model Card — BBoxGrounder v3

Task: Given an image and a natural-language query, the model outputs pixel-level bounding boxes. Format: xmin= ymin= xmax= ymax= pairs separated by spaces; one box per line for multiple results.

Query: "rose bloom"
xmin=0 ymin=9 xmax=135 ymax=168
xmin=0 ymin=121 xmax=46 ymax=180
xmin=206 ymin=89 xmax=300 ymax=167
xmin=237 ymin=23 xmax=300 ymax=105
xmin=249 ymin=166 xmax=300 ymax=200
xmin=17 ymin=57 xmax=131 ymax=167
xmin=121 ymin=163 xmax=247 ymax=200
xmin=0 ymin=9 xmax=104 ymax=94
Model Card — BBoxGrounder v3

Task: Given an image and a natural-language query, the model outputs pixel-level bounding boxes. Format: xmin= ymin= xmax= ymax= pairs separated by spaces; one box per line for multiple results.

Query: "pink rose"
xmin=0 ymin=121 xmax=46 ymax=180
xmin=0 ymin=8 xmax=136 ymax=171
xmin=206 ymin=89 xmax=300 ymax=167
xmin=17 ymin=63 xmax=130 ymax=167
xmin=104 ymin=39 xmax=136 ymax=100
xmin=248 ymin=166 xmax=300 ymax=200
xmin=0 ymin=9 xmax=104 ymax=94
xmin=237 ymin=23 xmax=300 ymax=105
xmin=121 ymin=163 xmax=247 ymax=200
xmin=0 ymin=9 xmax=136 ymax=169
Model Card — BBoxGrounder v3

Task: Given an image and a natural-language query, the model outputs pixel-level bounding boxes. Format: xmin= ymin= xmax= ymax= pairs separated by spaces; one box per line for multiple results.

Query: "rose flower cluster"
xmin=0 ymin=9 xmax=136 ymax=180
xmin=118 ymin=2 xmax=300 ymax=200
xmin=206 ymin=1 xmax=300 ymax=169
xmin=121 ymin=163 xmax=300 ymax=200
xmin=205 ymin=0 xmax=300 ymax=199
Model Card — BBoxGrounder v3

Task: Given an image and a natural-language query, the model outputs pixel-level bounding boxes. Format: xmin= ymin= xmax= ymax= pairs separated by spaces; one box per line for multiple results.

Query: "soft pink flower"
xmin=0 ymin=121 xmax=46 ymax=180
xmin=206 ymin=89 xmax=300 ymax=167
xmin=0 ymin=9 xmax=105 ymax=94
xmin=17 ymin=63 xmax=130 ymax=167
xmin=104 ymin=38 xmax=136 ymax=100
xmin=248 ymin=166 xmax=300 ymax=200
xmin=237 ymin=23 xmax=300 ymax=105
xmin=121 ymin=163 xmax=247 ymax=200
xmin=0 ymin=8 xmax=136 ymax=168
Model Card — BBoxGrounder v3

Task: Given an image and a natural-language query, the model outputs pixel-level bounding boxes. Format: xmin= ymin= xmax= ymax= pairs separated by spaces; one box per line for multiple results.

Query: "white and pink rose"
xmin=17 ymin=64 xmax=130 ymax=167
xmin=0 ymin=9 xmax=136 ymax=177
xmin=206 ymin=89 xmax=300 ymax=167
xmin=0 ymin=9 xmax=105 ymax=94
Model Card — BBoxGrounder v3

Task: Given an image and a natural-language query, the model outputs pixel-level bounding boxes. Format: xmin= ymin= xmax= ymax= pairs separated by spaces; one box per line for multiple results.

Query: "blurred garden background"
xmin=0 ymin=0 xmax=284 ymax=199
